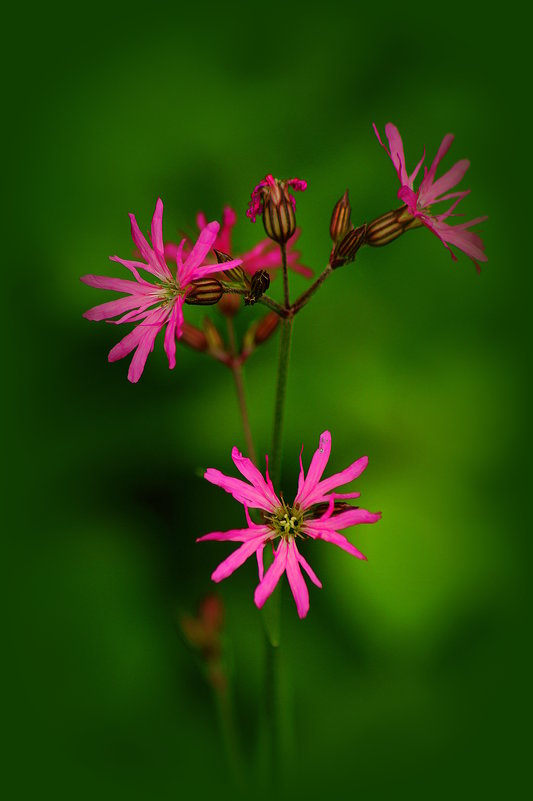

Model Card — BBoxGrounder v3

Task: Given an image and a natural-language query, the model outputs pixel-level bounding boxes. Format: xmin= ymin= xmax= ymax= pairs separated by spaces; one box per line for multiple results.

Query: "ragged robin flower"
xmin=197 ymin=431 xmax=381 ymax=619
xmin=373 ymin=122 xmax=487 ymax=271
xmin=81 ymin=199 xmax=242 ymax=383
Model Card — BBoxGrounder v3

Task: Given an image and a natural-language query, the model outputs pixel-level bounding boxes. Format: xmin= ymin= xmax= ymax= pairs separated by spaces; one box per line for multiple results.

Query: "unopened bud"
xmin=331 ymin=224 xmax=367 ymax=268
xmin=241 ymin=312 xmax=279 ymax=361
xmin=180 ymin=322 xmax=208 ymax=352
xmin=214 ymin=249 xmax=249 ymax=287
xmin=244 ymin=269 xmax=270 ymax=305
xmin=185 ymin=278 xmax=224 ymax=306
xmin=330 ymin=189 xmax=351 ymax=243
xmin=254 ymin=311 xmax=279 ymax=345
xmin=366 ymin=206 xmax=422 ymax=247
xmin=204 ymin=317 xmax=225 ymax=355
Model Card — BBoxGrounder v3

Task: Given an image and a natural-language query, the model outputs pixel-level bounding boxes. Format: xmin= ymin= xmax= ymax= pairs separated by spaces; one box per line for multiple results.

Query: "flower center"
xmin=267 ymin=503 xmax=304 ymax=541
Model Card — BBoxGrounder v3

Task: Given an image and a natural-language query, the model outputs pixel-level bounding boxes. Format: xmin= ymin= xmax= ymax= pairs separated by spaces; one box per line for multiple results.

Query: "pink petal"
xmin=81 ymin=274 xmax=154 ymax=293
xmin=295 ymin=431 xmax=332 ymax=506
xmin=211 ymin=536 xmax=266 ymax=583
xmin=128 ymin=212 xmax=166 ymax=280
xmin=285 ymin=541 xmax=310 ymax=619
xmin=231 ymin=447 xmax=280 ymax=510
xmin=187 ymin=257 xmax=243 ymax=283
xmin=254 ymin=539 xmax=288 ymax=609
xmin=197 ymin=525 xmax=270 ymax=542
xmin=419 ymin=133 xmax=455 ymax=194
xmin=257 ymin=543 xmax=265 ymax=582
xmin=297 ymin=550 xmax=322 ymax=588
xmin=204 ymin=469 xmax=277 ymax=511
xmin=127 ymin=318 xmax=165 ymax=383
xmin=314 ymin=508 xmax=381 ymax=530
xmin=180 ymin=221 xmax=220 ymax=282
xmin=384 ymin=122 xmax=409 ymax=186
xmin=150 ymin=198 xmax=172 ymax=278
xmin=420 ymin=159 xmax=470 ymax=206
xmin=303 ymin=455 xmax=369 ymax=507
xmin=163 ymin=301 xmax=180 ymax=370
xmin=83 ymin=294 xmax=155 ymax=322
xmin=108 ymin=256 xmax=157 ymax=284
xmin=306 ymin=525 xmax=367 ymax=560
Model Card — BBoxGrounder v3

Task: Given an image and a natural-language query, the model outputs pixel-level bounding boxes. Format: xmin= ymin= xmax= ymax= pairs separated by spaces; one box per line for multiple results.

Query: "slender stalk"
xmin=213 ymin=683 xmax=247 ymax=792
xmin=281 ymin=241 xmax=290 ymax=308
xmin=258 ymin=294 xmax=289 ymax=317
xmin=290 ymin=262 xmax=332 ymax=316
xmin=269 ymin=315 xmax=293 ymax=488
xmin=226 ymin=317 xmax=257 ymax=464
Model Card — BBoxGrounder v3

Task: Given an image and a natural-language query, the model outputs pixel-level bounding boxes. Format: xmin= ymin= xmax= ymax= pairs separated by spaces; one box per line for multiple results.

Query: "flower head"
xmin=247 ymin=175 xmax=307 ymax=244
xmin=81 ymin=199 xmax=242 ymax=383
xmin=373 ymin=123 xmax=487 ymax=271
xmin=197 ymin=431 xmax=381 ymax=619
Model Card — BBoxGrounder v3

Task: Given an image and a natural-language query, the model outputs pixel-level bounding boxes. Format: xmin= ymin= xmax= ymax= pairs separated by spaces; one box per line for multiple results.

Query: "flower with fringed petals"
xmin=373 ymin=122 xmax=487 ymax=271
xmin=197 ymin=431 xmax=381 ymax=619
xmin=81 ymin=198 xmax=242 ymax=383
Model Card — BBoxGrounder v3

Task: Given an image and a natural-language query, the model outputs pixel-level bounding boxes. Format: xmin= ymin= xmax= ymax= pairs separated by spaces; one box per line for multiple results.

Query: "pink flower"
xmin=373 ymin=122 xmax=487 ymax=271
xmin=197 ymin=431 xmax=381 ymax=619
xmin=165 ymin=205 xmax=312 ymax=278
xmin=81 ymin=198 xmax=242 ymax=383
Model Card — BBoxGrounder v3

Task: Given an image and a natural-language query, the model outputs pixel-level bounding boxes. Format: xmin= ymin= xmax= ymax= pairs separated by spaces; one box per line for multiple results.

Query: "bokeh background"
xmin=8 ymin=1 xmax=531 ymax=798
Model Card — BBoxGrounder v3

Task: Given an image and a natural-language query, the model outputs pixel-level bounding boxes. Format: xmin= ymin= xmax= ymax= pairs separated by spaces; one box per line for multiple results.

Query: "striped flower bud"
xmin=247 ymin=175 xmax=307 ymax=245
xmin=180 ymin=322 xmax=208 ymax=352
xmin=214 ymin=249 xmax=250 ymax=287
xmin=244 ymin=269 xmax=270 ymax=306
xmin=366 ymin=205 xmax=422 ymax=247
xmin=329 ymin=189 xmax=351 ymax=243
xmin=185 ymin=278 xmax=224 ymax=306
xmin=330 ymin=224 xmax=367 ymax=269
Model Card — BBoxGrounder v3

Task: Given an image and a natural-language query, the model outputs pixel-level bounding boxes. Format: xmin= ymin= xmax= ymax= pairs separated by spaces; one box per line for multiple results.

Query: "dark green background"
xmin=8 ymin=1 xmax=530 ymax=798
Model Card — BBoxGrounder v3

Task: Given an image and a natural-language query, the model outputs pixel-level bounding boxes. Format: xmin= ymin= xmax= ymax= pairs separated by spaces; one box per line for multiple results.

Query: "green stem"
xmin=269 ymin=315 xmax=293 ymax=489
xmin=281 ymin=241 xmax=290 ymax=308
xmin=226 ymin=317 xmax=257 ymax=464
xmin=290 ymin=262 xmax=332 ymax=316
xmin=213 ymin=683 xmax=247 ymax=792
xmin=258 ymin=294 xmax=289 ymax=317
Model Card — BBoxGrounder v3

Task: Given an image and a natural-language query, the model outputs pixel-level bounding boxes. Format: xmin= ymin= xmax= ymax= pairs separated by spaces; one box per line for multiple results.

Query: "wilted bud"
xmin=247 ymin=174 xmax=307 ymax=245
xmin=185 ymin=278 xmax=224 ymax=306
xmin=180 ymin=322 xmax=208 ymax=352
xmin=330 ymin=224 xmax=367 ymax=268
xmin=244 ymin=269 xmax=270 ymax=305
xmin=330 ymin=189 xmax=351 ymax=243
xmin=366 ymin=206 xmax=422 ymax=247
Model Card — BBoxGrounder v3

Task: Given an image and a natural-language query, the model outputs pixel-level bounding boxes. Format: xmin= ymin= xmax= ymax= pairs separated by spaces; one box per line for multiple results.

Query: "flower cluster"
xmin=198 ymin=431 xmax=381 ymax=619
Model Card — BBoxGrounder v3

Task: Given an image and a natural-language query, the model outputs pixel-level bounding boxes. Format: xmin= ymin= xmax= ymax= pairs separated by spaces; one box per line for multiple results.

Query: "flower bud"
xmin=329 ymin=189 xmax=351 ymax=243
xmin=247 ymin=174 xmax=307 ymax=244
xmin=244 ymin=269 xmax=270 ymax=305
xmin=254 ymin=311 xmax=279 ymax=345
xmin=366 ymin=205 xmax=422 ymax=247
xmin=330 ymin=224 xmax=367 ymax=268
xmin=204 ymin=317 xmax=226 ymax=358
xmin=185 ymin=278 xmax=224 ymax=306
xmin=214 ymin=249 xmax=249 ymax=287
xmin=180 ymin=322 xmax=208 ymax=352
xmin=241 ymin=312 xmax=279 ymax=360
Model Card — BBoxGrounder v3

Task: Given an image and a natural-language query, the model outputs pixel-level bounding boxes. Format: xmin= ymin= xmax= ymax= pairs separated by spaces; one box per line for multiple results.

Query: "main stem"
xmin=226 ymin=317 xmax=257 ymax=465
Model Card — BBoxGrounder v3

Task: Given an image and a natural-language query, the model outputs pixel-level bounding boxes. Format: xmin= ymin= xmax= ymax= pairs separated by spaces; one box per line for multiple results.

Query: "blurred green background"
xmin=7 ymin=1 xmax=531 ymax=798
